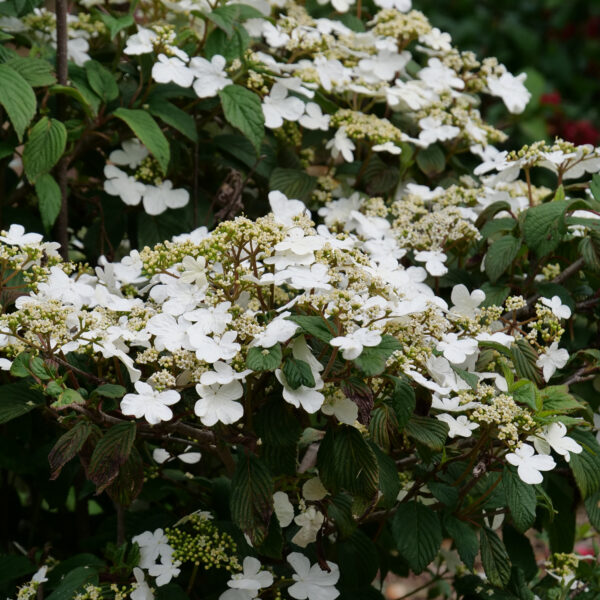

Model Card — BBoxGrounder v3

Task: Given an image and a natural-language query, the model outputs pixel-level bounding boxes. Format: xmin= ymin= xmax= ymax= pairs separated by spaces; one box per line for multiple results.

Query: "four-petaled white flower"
xmin=536 ymin=341 xmax=569 ymax=382
xmin=487 ymin=71 xmax=531 ymax=114
xmin=190 ymin=55 xmax=231 ymax=98
xmin=262 ymin=83 xmax=305 ymax=129
xmin=436 ymin=413 xmax=479 ymax=438
xmin=436 ymin=333 xmax=478 ymax=365
xmin=325 ymin=127 xmax=355 ymax=163
xmin=299 ymin=102 xmax=330 ymax=131
xmin=540 ymin=296 xmax=572 ymax=320
xmin=0 ymin=224 xmax=43 ymax=247
xmin=330 ymin=328 xmax=382 ymax=360
xmin=505 ymin=443 xmax=556 ymax=484
xmin=132 ymin=528 xmax=173 ymax=569
xmin=148 ymin=557 xmax=181 ymax=586
xmin=142 ymin=180 xmax=190 ymax=215
xmin=450 ymin=284 xmax=485 ymax=317
xmin=291 ymin=506 xmax=325 ymax=548
xmin=131 ymin=568 xmax=154 ymax=600
xmin=109 ymin=138 xmax=149 ymax=169
xmin=414 ymin=250 xmax=448 ymax=276
xmin=121 ymin=381 xmax=180 ymax=425
xmin=227 ymin=557 xmax=274 ymax=592
xmin=529 ymin=422 xmax=583 ymax=463
xmin=152 ymin=54 xmax=194 ymax=87
xmin=179 ymin=255 xmax=208 ymax=288
xmin=287 ymin=553 xmax=340 ymax=600
xmin=194 ymin=380 xmax=244 ymax=426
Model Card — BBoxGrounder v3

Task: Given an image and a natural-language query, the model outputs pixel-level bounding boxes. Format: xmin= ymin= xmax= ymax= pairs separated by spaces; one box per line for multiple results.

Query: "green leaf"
xmin=503 ymin=524 xmax=538 ymax=582
xmin=246 ymin=344 xmax=282 ymax=371
xmin=569 ymin=429 xmax=600 ymax=498
xmin=269 ymin=168 xmax=317 ymax=202
xmin=511 ymin=380 xmax=539 ymax=411
xmin=317 ymin=425 xmax=379 ymax=499
xmin=49 ymin=84 xmax=96 ymax=118
xmin=480 ymin=526 xmax=511 ymax=587
xmin=0 ymin=555 xmax=35 ymax=586
xmin=218 ymin=84 xmax=264 ymax=154
xmin=99 ymin=12 xmax=134 ymax=39
xmin=591 ymin=174 xmax=600 ymax=203
xmin=475 ymin=200 xmax=513 ymax=229
xmin=392 ymin=501 xmax=442 ymax=574
xmin=353 ymin=335 xmax=401 ymax=376
xmin=584 ymin=488 xmax=600 ymax=532
xmin=23 ymin=117 xmax=67 ymax=182
xmin=51 ymin=388 xmax=86 ymax=410
xmin=0 ymin=383 xmax=44 ymax=424
xmin=405 ymin=415 xmax=448 ymax=451
xmin=387 ymin=376 xmax=416 ymax=429
xmin=579 ymin=234 xmax=600 ymax=271
xmin=87 ymin=421 xmax=136 ymax=493
xmin=282 ymin=357 xmax=315 ymax=389
xmin=205 ymin=26 xmax=250 ymax=61
xmin=370 ymin=442 xmax=400 ymax=507
xmin=450 ymin=364 xmax=479 ymax=390
xmin=93 ymin=384 xmax=127 ymax=398
xmin=148 ymin=98 xmax=198 ymax=143
xmin=416 ymin=144 xmax=445 ymax=177
xmin=46 ymin=566 xmax=99 ymax=600
xmin=287 ymin=314 xmax=335 ymax=343
xmin=113 ymin=108 xmax=170 ymax=173
xmin=230 ymin=450 xmax=274 ymax=544
xmin=523 ymin=201 xmax=568 ymax=256
xmin=0 ymin=63 xmax=36 ymax=141
xmin=485 ymin=235 xmax=521 ymax=282
xmin=106 ymin=446 xmax=144 ymax=506
xmin=48 ymin=420 xmax=94 ymax=479
xmin=337 ymin=529 xmax=379 ymax=589
xmin=35 ymin=173 xmax=62 ymax=231
xmin=480 ymin=283 xmax=510 ymax=307
xmin=85 ymin=59 xmax=119 ymax=103
xmin=503 ymin=466 xmax=536 ymax=532
xmin=540 ymin=385 xmax=583 ymax=414
xmin=5 ymin=57 xmax=56 ymax=87
xmin=444 ymin=515 xmax=478 ymax=569
xmin=10 ymin=352 xmax=33 ymax=378
xmin=512 ymin=339 xmax=543 ymax=386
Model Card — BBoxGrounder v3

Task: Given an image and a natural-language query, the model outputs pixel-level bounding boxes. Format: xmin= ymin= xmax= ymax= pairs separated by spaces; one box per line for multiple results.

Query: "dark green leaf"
xmin=480 ymin=526 xmax=511 ymax=587
xmin=35 ymin=173 xmax=62 ymax=231
xmin=148 ymin=98 xmax=198 ymax=143
xmin=94 ymin=384 xmax=127 ymax=399
xmin=416 ymin=144 xmax=445 ymax=177
xmin=485 ymin=235 xmax=521 ymax=282
xmin=269 ymin=168 xmax=317 ymax=202
xmin=85 ymin=60 xmax=119 ymax=103
xmin=287 ymin=314 xmax=335 ymax=343
xmin=246 ymin=344 xmax=282 ymax=371
xmin=523 ymin=201 xmax=568 ymax=256
xmin=317 ymin=425 xmax=379 ymax=499
xmin=113 ymin=108 xmax=170 ymax=173
xmin=444 ymin=515 xmax=478 ymax=569
xmin=512 ymin=339 xmax=543 ymax=386
xmin=218 ymin=84 xmax=264 ymax=153
xmin=405 ymin=415 xmax=448 ymax=451
xmin=353 ymin=335 xmax=401 ymax=376
xmin=0 ymin=382 xmax=44 ymax=424
xmin=282 ymin=357 xmax=315 ymax=389
xmin=230 ymin=451 xmax=274 ymax=544
xmin=370 ymin=442 xmax=400 ymax=507
xmin=46 ymin=566 xmax=99 ymax=600
xmin=5 ymin=57 xmax=56 ymax=87
xmin=503 ymin=466 xmax=536 ymax=532
xmin=503 ymin=524 xmax=538 ymax=581
xmin=569 ymin=429 xmax=600 ymax=498
xmin=87 ymin=421 xmax=136 ymax=493
xmin=48 ymin=420 xmax=93 ymax=479
xmin=392 ymin=501 xmax=442 ymax=573
xmin=99 ymin=12 xmax=134 ymax=39
xmin=0 ymin=63 xmax=36 ymax=141
xmin=23 ymin=117 xmax=67 ymax=182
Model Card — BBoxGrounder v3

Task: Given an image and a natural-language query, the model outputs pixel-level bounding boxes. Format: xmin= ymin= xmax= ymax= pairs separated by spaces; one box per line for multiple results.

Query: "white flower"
xmin=131 ymin=568 xmax=154 ymax=600
xmin=152 ymin=54 xmax=194 ymax=87
xmin=540 ymin=296 xmax=572 ymax=320
xmin=529 ymin=422 xmax=583 ymax=463
xmin=330 ymin=328 xmax=382 ymax=360
xmin=148 ymin=557 xmax=181 ymax=586
xmin=436 ymin=333 xmax=479 ymax=365
xmin=325 ymin=127 xmax=355 ymax=163
xmin=143 ymin=181 xmax=189 ymax=215
xmin=66 ymin=37 xmax=90 ymax=67
xmin=436 ymin=413 xmax=479 ymax=438
xmin=418 ymin=58 xmax=464 ymax=93
xmin=179 ymin=255 xmax=208 ymax=288
xmin=418 ymin=116 xmax=460 ymax=146
xmin=200 ymin=361 xmax=251 ymax=386
xmin=194 ymin=380 xmax=244 ymax=426
xmin=228 ymin=557 xmax=274 ymax=591
xmin=189 ymin=330 xmax=241 ymax=363
xmin=110 ymin=139 xmax=149 ymax=169
xmin=31 ymin=566 xmax=48 ymax=584
xmin=190 ymin=55 xmax=231 ymax=98
xmin=357 ymin=50 xmax=410 ymax=82
xmin=262 ymin=83 xmax=305 ymax=129
xmin=121 ymin=382 xmax=180 ymax=425
xmin=0 ymin=358 xmax=11 ymax=370
xmin=450 ymin=284 xmax=485 ymax=317
xmin=124 ymin=27 xmax=157 ymax=55
xmin=273 ymin=491 xmax=295 ymax=527
xmin=372 ymin=141 xmax=402 ymax=155
xmin=251 ymin=313 xmax=299 ymax=348
xmin=292 ymin=506 xmax=325 ymax=548
xmin=146 ymin=314 xmax=189 ymax=352
xmin=505 ymin=443 xmax=556 ymax=484
xmin=536 ymin=342 xmax=569 ymax=382
xmin=299 ymin=102 xmax=330 ymax=131
xmin=104 ymin=165 xmax=145 ymax=207
xmin=269 ymin=191 xmax=310 ymax=227
xmin=476 ymin=332 xmax=515 ymax=348
xmin=373 ymin=0 xmax=410 ymax=10
xmin=320 ymin=395 xmax=358 ymax=425
xmin=185 ymin=302 xmax=232 ymax=335
xmin=276 ymin=264 xmax=332 ymax=291
xmin=413 ymin=250 xmax=447 ymax=276
xmin=262 ymin=21 xmax=289 ymax=47
xmin=431 ymin=395 xmax=479 ymax=412
xmin=487 ymin=71 xmax=531 ymax=114
xmin=0 ymin=224 xmax=43 ymax=246
xmin=132 ymin=528 xmax=173 ymax=569
xmin=287 ymin=553 xmax=340 ymax=600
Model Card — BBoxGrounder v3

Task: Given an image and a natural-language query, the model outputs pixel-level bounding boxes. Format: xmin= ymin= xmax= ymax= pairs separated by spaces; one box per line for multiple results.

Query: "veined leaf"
xmin=218 ymin=84 xmax=264 ymax=154
xmin=0 ymin=63 xmax=36 ymax=141
xmin=23 ymin=117 xmax=67 ymax=183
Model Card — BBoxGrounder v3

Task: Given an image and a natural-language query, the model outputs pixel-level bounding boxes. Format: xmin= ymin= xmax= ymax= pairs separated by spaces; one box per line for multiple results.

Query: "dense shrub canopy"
xmin=1 ymin=0 xmax=600 ymax=598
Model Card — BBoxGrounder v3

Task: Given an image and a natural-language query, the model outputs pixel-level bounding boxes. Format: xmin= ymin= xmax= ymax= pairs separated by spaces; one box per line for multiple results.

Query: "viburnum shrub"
xmin=2 ymin=0 xmax=600 ymax=598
